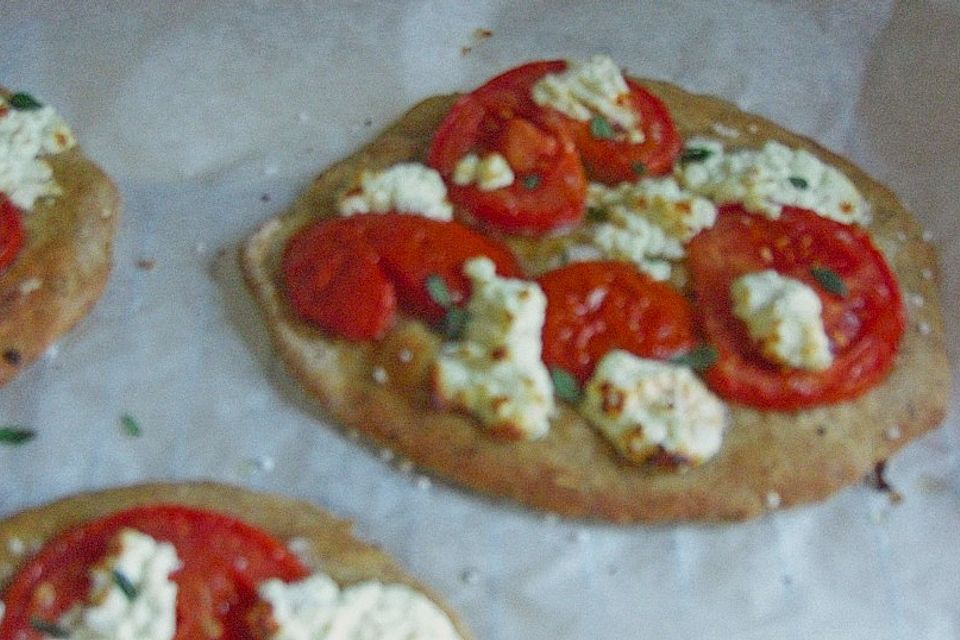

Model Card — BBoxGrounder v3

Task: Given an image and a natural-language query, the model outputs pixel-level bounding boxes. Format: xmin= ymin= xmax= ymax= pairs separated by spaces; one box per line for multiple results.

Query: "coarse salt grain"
xmin=765 ymin=491 xmax=782 ymax=509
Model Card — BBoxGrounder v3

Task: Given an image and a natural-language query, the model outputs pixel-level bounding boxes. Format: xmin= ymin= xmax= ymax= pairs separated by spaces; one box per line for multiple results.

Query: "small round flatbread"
xmin=240 ymin=80 xmax=951 ymax=522
xmin=0 ymin=89 xmax=120 ymax=386
xmin=0 ymin=481 xmax=473 ymax=639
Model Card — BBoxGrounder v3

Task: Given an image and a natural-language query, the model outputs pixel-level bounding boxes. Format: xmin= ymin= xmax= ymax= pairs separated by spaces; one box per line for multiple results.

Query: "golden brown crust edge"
xmin=240 ymin=82 xmax=951 ymax=523
xmin=0 ymin=121 xmax=121 ymax=386
xmin=0 ymin=482 xmax=473 ymax=640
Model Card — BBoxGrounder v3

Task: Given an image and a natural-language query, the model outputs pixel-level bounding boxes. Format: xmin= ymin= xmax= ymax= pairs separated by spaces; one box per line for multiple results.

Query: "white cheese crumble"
xmin=576 ymin=178 xmax=717 ymax=280
xmin=675 ymin=137 xmax=868 ymax=225
xmin=580 ymin=350 xmax=727 ymax=466
xmin=730 ymin=270 xmax=833 ymax=371
xmin=258 ymin=573 xmax=463 ymax=640
xmin=452 ymin=152 xmax=515 ymax=191
xmin=338 ymin=162 xmax=453 ymax=220
xmin=531 ymin=55 xmax=643 ymax=143
xmin=434 ymin=256 xmax=555 ymax=440
xmin=55 ymin=529 xmax=180 ymax=640
xmin=0 ymin=94 xmax=75 ymax=211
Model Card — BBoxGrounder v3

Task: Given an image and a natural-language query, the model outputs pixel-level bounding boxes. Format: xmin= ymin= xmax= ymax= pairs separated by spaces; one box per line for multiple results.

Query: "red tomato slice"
xmin=427 ymin=61 xmax=588 ymax=235
xmin=686 ymin=205 xmax=905 ymax=410
xmin=0 ymin=195 xmax=25 ymax=273
xmin=539 ymin=261 xmax=697 ymax=383
xmin=0 ymin=505 xmax=309 ymax=640
xmin=282 ymin=214 xmax=521 ymax=339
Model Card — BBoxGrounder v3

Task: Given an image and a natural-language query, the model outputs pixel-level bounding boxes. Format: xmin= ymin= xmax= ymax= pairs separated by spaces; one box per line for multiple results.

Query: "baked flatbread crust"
xmin=0 ymin=90 xmax=120 ymax=386
xmin=241 ymin=80 xmax=951 ymax=522
xmin=0 ymin=482 xmax=473 ymax=639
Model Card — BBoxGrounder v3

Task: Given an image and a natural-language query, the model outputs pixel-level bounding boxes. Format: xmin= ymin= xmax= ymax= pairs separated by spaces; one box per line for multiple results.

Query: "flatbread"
xmin=240 ymin=80 xmax=951 ymax=522
xmin=0 ymin=89 xmax=121 ymax=386
xmin=0 ymin=482 xmax=473 ymax=639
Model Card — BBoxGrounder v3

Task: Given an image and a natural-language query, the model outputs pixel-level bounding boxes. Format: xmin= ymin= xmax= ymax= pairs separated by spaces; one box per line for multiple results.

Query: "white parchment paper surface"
xmin=1 ymin=1 xmax=958 ymax=638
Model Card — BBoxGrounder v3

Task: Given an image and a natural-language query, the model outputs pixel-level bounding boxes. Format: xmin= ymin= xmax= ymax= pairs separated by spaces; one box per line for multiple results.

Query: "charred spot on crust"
xmin=3 ymin=348 xmax=21 ymax=366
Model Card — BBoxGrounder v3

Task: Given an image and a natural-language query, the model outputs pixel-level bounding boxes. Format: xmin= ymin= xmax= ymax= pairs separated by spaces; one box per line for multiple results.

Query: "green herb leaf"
xmin=522 ymin=174 xmax=541 ymax=190
xmin=442 ymin=307 xmax=470 ymax=340
xmin=113 ymin=569 xmax=139 ymax=600
xmin=679 ymin=147 xmax=712 ymax=164
xmin=670 ymin=344 xmax=718 ymax=372
xmin=120 ymin=413 xmax=141 ymax=437
xmin=30 ymin=618 xmax=71 ymax=638
xmin=8 ymin=92 xmax=44 ymax=110
xmin=810 ymin=266 xmax=848 ymax=297
xmin=550 ymin=367 xmax=582 ymax=404
xmin=586 ymin=206 xmax=609 ymax=223
xmin=631 ymin=162 xmax=646 ymax=176
xmin=589 ymin=115 xmax=615 ymax=140
xmin=425 ymin=274 xmax=454 ymax=309
xmin=789 ymin=176 xmax=809 ymax=189
xmin=0 ymin=426 xmax=35 ymax=446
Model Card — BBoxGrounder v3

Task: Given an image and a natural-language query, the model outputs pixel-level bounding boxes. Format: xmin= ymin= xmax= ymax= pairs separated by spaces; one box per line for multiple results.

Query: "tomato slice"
xmin=282 ymin=214 xmax=521 ymax=340
xmin=686 ymin=205 xmax=905 ymax=410
xmin=0 ymin=505 xmax=309 ymax=640
xmin=539 ymin=261 xmax=697 ymax=383
xmin=0 ymin=195 xmax=25 ymax=273
xmin=427 ymin=61 xmax=588 ymax=235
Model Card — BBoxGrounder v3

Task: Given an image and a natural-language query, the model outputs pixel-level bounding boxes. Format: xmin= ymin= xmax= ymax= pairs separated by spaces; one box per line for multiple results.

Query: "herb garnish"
xmin=631 ymin=162 xmax=646 ymax=176
xmin=0 ymin=426 xmax=35 ymax=446
xmin=549 ymin=367 xmax=582 ymax=404
xmin=425 ymin=275 xmax=454 ymax=308
xmin=120 ymin=413 xmax=142 ymax=437
xmin=586 ymin=206 xmax=609 ymax=223
xmin=425 ymin=274 xmax=469 ymax=339
xmin=113 ymin=569 xmax=139 ymax=600
xmin=589 ymin=115 xmax=615 ymax=140
xmin=442 ymin=307 xmax=470 ymax=340
xmin=670 ymin=344 xmax=718 ymax=371
xmin=9 ymin=92 xmax=44 ymax=110
xmin=30 ymin=618 xmax=70 ymax=638
xmin=679 ymin=147 xmax=712 ymax=164
xmin=789 ymin=176 xmax=809 ymax=189
xmin=522 ymin=174 xmax=541 ymax=190
xmin=810 ymin=266 xmax=848 ymax=297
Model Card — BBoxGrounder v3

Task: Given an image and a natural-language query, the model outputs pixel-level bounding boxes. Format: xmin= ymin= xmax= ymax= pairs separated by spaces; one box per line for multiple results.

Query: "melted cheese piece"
xmin=338 ymin=162 xmax=453 ymax=220
xmin=580 ymin=350 xmax=727 ymax=466
xmin=452 ymin=152 xmax=515 ymax=191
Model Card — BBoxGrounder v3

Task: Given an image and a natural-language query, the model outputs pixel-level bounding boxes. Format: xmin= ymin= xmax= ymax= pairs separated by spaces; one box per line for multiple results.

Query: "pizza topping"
xmin=0 ymin=92 xmax=75 ymax=211
xmin=338 ymin=163 xmax=453 ymax=221
xmin=539 ymin=261 xmax=697 ymax=384
xmin=433 ymin=257 xmax=555 ymax=440
xmin=675 ymin=137 xmax=868 ymax=225
xmin=254 ymin=574 xmax=463 ymax=640
xmin=0 ymin=195 xmax=25 ymax=273
xmin=731 ymin=270 xmax=833 ymax=371
xmin=451 ymin=152 xmax=515 ymax=191
xmin=580 ymin=350 xmax=727 ymax=468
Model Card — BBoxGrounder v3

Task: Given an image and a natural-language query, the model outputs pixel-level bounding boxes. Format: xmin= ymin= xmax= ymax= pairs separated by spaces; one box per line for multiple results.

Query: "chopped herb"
xmin=550 ymin=367 xmax=582 ymax=404
xmin=522 ymin=174 xmax=541 ymax=190
xmin=586 ymin=206 xmax=609 ymax=223
xmin=113 ymin=569 xmax=139 ymax=600
xmin=425 ymin=274 xmax=454 ymax=309
xmin=679 ymin=147 xmax=712 ymax=164
xmin=631 ymin=162 xmax=646 ymax=176
xmin=589 ymin=115 xmax=615 ymax=140
xmin=0 ymin=426 xmax=35 ymax=446
xmin=442 ymin=307 xmax=470 ymax=340
xmin=9 ymin=92 xmax=44 ymax=110
xmin=810 ymin=266 xmax=848 ymax=297
xmin=789 ymin=176 xmax=809 ymax=189
xmin=30 ymin=618 xmax=70 ymax=638
xmin=120 ymin=413 xmax=142 ymax=437
xmin=670 ymin=344 xmax=718 ymax=371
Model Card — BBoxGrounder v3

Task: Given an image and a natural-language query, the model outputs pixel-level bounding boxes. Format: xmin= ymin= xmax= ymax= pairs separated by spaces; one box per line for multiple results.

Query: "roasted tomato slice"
xmin=0 ymin=195 xmax=25 ymax=273
xmin=539 ymin=261 xmax=697 ymax=383
xmin=427 ymin=61 xmax=587 ymax=235
xmin=282 ymin=214 xmax=521 ymax=340
xmin=686 ymin=204 xmax=905 ymax=410
xmin=0 ymin=505 xmax=309 ymax=640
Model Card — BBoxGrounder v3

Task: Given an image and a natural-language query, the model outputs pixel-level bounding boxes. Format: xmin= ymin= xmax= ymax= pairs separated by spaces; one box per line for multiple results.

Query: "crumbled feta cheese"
xmin=452 ymin=152 xmax=515 ymax=191
xmin=259 ymin=573 xmax=463 ymax=640
xmin=531 ymin=55 xmax=643 ymax=143
xmin=0 ymin=94 xmax=75 ymax=211
xmin=731 ymin=270 xmax=833 ymax=371
xmin=580 ymin=350 xmax=727 ymax=466
xmin=675 ymin=137 xmax=868 ymax=224
xmin=57 ymin=529 xmax=180 ymax=640
xmin=434 ymin=257 xmax=555 ymax=440
xmin=338 ymin=163 xmax=452 ymax=220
